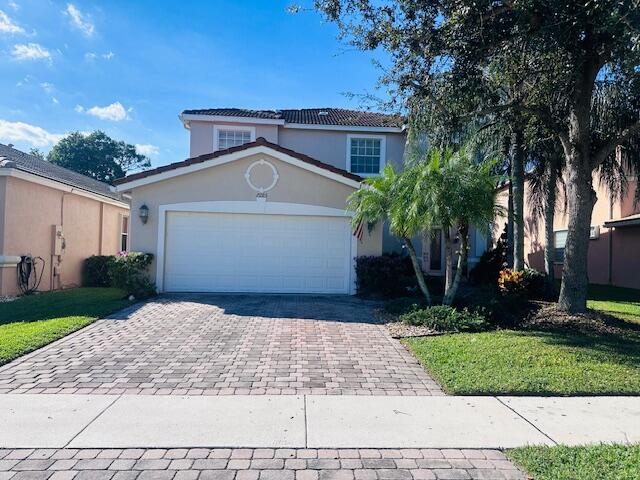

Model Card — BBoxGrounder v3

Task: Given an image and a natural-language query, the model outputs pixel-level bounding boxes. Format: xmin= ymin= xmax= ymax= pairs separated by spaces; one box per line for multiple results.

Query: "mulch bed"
xmin=522 ymin=300 xmax=640 ymax=338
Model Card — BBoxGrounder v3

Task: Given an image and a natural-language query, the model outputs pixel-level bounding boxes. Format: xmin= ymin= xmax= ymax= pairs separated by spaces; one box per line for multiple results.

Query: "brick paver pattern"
xmin=0 ymin=295 xmax=443 ymax=396
xmin=0 ymin=448 xmax=527 ymax=480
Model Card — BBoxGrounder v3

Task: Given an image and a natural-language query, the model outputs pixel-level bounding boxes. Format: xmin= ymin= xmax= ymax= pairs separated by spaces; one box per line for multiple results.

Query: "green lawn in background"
xmin=508 ymin=445 xmax=640 ymax=480
xmin=587 ymin=284 xmax=640 ymax=324
xmin=0 ymin=288 xmax=130 ymax=366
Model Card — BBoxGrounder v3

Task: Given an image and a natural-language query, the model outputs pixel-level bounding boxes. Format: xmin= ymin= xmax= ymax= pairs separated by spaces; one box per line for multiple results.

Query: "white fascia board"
xmin=0 ymin=168 xmax=130 ymax=209
xmin=282 ymin=123 xmax=405 ymax=133
xmin=180 ymin=113 xmax=285 ymax=128
xmin=114 ymin=145 xmax=363 ymax=191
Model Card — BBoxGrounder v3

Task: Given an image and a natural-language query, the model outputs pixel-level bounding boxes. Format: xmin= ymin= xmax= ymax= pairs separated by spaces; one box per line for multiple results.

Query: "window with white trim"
xmin=554 ymin=230 xmax=568 ymax=263
xmin=216 ymin=128 xmax=253 ymax=150
xmin=120 ymin=215 xmax=129 ymax=252
xmin=348 ymin=136 xmax=384 ymax=174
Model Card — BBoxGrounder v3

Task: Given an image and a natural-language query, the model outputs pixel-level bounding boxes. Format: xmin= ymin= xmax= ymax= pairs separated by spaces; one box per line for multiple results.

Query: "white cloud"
xmin=0 ymin=119 xmax=65 ymax=146
xmin=0 ymin=10 xmax=24 ymax=34
xmin=65 ymin=4 xmax=94 ymax=37
xmin=12 ymin=42 xmax=51 ymax=61
xmin=84 ymin=51 xmax=96 ymax=61
xmin=51 ymin=97 xmax=59 ymax=104
xmin=80 ymin=101 xmax=130 ymax=121
xmin=40 ymin=82 xmax=54 ymax=93
xmin=135 ymin=144 xmax=159 ymax=156
xmin=7 ymin=1 xmax=19 ymax=10
xmin=102 ymin=51 xmax=114 ymax=60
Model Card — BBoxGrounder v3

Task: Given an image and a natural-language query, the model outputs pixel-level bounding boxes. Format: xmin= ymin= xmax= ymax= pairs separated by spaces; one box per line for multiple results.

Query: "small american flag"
xmin=353 ymin=221 xmax=364 ymax=242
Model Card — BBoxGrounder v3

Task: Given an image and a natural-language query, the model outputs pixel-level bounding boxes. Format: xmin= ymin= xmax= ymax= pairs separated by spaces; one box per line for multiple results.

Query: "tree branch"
xmin=592 ymin=120 xmax=640 ymax=168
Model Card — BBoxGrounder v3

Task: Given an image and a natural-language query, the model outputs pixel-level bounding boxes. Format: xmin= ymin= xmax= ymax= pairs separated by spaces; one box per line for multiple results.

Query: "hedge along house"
xmin=0 ymin=144 xmax=130 ymax=296
xmin=113 ymin=107 xmax=491 ymax=294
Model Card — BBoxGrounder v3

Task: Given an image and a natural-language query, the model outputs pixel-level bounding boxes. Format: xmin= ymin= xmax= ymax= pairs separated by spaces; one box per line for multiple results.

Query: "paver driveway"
xmin=0 ymin=295 xmax=442 ymax=396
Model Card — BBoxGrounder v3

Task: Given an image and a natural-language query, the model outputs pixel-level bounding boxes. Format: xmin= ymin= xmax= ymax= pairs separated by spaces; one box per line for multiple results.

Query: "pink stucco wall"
xmin=0 ymin=175 xmax=129 ymax=296
xmin=495 ymin=177 xmax=640 ymax=289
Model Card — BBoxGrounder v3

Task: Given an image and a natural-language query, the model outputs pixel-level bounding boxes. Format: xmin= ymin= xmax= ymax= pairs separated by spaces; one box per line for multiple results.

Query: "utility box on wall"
xmin=52 ymin=225 xmax=64 ymax=255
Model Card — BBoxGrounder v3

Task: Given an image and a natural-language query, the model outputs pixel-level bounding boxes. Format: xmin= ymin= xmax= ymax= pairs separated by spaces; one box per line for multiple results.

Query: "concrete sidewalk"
xmin=1 ymin=394 xmax=638 ymax=449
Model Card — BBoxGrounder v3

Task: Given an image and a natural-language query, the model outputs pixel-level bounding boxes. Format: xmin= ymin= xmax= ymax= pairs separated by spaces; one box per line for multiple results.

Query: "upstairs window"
xmin=554 ymin=230 xmax=568 ymax=263
xmin=215 ymin=126 xmax=255 ymax=150
xmin=348 ymin=135 xmax=385 ymax=175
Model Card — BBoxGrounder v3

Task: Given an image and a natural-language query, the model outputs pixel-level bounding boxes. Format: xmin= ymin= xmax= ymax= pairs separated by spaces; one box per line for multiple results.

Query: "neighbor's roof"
xmin=0 ymin=143 xmax=123 ymax=201
xmin=604 ymin=213 xmax=640 ymax=228
xmin=113 ymin=137 xmax=363 ymax=186
xmin=181 ymin=107 xmax=405 ymax=129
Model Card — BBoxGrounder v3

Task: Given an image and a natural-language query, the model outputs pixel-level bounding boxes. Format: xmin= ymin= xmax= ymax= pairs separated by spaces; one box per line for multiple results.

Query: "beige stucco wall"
xmin=128 ymin=152 xmax=382 ymax=285
xmin=189 ymin=120 xmax=279 ymax=157
xmin=276 ymin=128 xmax=406 ymax=172
xmin=0 ymin=175 xmax=129 ymax=296
xmin=494 ymin=175 xmax=640 ymax=289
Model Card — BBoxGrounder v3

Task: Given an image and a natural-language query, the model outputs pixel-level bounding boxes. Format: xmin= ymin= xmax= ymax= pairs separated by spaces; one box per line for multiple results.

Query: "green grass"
xmin=508 ymin=445 xmax=640 ymax=480
xmin=0 ymin=288 xmax=131 ymax=366
xmin=587 ymin=284 xmax=640 ymax=324
xmin=403 ymin=329 xmax=640 ymax=395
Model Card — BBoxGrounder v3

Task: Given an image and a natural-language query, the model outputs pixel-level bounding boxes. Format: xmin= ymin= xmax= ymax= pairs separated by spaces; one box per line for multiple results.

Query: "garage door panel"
xmin=163 ymin=211 xmax=352 ymax=293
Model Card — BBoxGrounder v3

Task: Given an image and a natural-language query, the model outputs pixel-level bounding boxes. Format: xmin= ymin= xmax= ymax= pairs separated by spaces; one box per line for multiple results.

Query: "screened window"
xmin=554 ymin=230 xmax=568 ymax=263
xmin=217 ymin=129 xmax=252 ymax=150
xmin=349 ymin=137 xmax=382 ymax=174
xmin=120 ymin=216 xmax=129 ymax=252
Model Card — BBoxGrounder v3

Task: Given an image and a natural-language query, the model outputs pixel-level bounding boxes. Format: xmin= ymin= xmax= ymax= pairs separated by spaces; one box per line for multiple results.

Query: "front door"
xmin=424 ymin=228 xmax=444 ymax=275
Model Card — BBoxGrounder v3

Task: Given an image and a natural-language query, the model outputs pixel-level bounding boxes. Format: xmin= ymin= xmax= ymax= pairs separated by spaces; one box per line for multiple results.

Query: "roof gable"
xmin=113 ymin=137 xmax=363 ymax=190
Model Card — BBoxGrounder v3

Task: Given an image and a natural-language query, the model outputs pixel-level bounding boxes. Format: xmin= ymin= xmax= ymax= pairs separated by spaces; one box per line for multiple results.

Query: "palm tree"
xmin=411 ymin=147 xmax=501 ymax=305
xmin=347 ymin=164 xmax=432 ymax=305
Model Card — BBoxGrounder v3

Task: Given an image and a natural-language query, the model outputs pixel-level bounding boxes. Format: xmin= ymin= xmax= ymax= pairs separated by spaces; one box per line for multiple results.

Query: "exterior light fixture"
xmin=139 ymin=204 xmax=149 ymax=224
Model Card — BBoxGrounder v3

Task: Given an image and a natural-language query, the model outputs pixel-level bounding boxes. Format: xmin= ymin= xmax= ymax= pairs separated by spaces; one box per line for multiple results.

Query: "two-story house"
xmin=113 ymin=108 xmax=488 ymax=294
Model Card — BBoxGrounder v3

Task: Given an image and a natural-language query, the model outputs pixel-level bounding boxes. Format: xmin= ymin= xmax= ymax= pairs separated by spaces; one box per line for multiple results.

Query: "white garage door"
xmin=163 ymin=211 xmax=353 ymax=293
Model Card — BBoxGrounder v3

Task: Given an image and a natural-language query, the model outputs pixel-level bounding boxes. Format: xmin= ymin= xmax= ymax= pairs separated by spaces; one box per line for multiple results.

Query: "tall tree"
xmin=410 ymin=147 xmax=500 ymax=304
xmin=315 ymin=0 xmax=640 ymax=312
xmin=348 ymin=164 xmax=433 ymax=304
xmin=48 ymin=131 xmax=150 ymax=183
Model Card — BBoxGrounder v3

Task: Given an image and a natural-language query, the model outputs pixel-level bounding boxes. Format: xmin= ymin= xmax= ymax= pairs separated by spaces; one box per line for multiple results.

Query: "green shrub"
xmin=384 ymin=297 xmax=426 ymax=315
xmin=82 ymin=255 xmax=113 ymax=287
xmin=355 ymin=253 xmax=419 ymax=298
xmin=108 ymin=252 xmax=156 ymax=299
xmin=522 ymin=268 xmax=547 ymax=299
xmin=455 ymin=285 xmax=528 ymax=328
xmin=400 ymin=305 xmax=488 ymax=332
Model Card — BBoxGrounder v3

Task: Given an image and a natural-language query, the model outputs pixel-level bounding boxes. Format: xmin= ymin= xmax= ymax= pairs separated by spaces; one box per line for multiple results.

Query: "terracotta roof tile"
xmin=182 ymin=107 xmax=404 ymax=128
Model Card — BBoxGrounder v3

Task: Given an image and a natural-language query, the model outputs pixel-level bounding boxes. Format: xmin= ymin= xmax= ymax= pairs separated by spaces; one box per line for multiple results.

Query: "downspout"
xmin=608 ymin=191 xmax=614 ymax=285
xmin=98 ymin=203 xmax=105 ymax=255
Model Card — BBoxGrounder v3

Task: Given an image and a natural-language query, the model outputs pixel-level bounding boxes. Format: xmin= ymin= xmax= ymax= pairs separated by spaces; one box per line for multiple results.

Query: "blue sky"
xmin=0 ymin=0 xmax=384 ymax=167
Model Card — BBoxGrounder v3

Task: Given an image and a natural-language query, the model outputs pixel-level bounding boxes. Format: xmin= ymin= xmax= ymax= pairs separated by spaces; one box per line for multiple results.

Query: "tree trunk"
xmin=543 ymin=161 xmax=557 ymax=289
xmin=443 ymin=224 xmax=469 ymax=305
xmin=443 ymin=229 xmax=454 ymax=296
xmin=403 ymin=237 xmax=432 ymax=306
xmin=557 ymin=156 xmax=596 ymax=312
xmin=511 ymin=127 xmax=526 ymax=271
xmin=504 ymin=137 xmax=514 ymax=269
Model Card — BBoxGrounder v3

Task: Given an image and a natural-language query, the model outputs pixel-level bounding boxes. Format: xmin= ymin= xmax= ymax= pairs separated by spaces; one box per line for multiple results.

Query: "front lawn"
xmin=508 ymin=445 xmax=640 ymax=480
xmin=0 ymin=288 xmax=131 ymax=366
xmin=404 ymin=329 xmax=640 ymax=395
xmin=587 ymin=284 xmax=640 ymax=324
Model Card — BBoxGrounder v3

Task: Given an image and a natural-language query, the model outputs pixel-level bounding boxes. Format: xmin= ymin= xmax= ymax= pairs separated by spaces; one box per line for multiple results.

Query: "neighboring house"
xmin=0 ymin=144 xmax=130 ymax=296
xmin=114 ymin=107 xmax=489 ymax=294
xmin=495 ymin=173 xmax=640 ymax=289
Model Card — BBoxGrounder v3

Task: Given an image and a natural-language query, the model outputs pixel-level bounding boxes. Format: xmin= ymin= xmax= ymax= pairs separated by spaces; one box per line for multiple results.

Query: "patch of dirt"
xmin=522 ymin=301 xmax=640 ymax=338
xmin=385 ymin=322 xmax=440 ymax=339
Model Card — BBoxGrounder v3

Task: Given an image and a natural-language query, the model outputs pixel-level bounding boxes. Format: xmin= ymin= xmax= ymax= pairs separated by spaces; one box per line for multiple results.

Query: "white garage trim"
xmin=156 ymin=201 xmax=357 ymax=294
